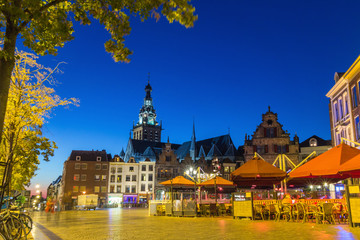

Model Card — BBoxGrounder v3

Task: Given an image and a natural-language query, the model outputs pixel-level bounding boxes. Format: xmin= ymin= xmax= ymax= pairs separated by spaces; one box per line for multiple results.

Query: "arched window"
xmin=309 ymin=138 xmax=317 ymax=147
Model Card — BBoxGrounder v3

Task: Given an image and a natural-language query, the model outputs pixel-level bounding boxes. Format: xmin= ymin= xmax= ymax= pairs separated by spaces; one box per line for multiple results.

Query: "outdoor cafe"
xmin=149 ymin=142 xmax=360 ymax=227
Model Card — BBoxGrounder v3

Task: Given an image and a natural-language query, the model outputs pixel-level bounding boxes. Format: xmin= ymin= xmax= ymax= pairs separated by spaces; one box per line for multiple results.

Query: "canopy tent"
xmin=160 ymin=176 xmax=195 ymax=187
xmin=289 ymin=143 xmax=360 ymax=179
xmin=230 ymin=156 xmax=286 ymax=187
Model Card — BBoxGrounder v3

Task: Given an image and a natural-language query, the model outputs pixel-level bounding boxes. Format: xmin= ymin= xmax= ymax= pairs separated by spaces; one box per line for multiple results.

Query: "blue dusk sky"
xmin=21 ymin=0 xmax=360 ymax=194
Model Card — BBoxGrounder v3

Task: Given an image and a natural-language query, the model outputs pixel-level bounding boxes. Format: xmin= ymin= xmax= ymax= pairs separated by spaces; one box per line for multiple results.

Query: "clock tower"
xmin=132 ymin=81 xmax=162 ymax=142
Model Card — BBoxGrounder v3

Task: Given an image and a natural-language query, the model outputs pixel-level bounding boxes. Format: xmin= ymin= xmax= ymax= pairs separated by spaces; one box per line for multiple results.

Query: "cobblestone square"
xmin=29 ymin=208 xmax=360 ymax=240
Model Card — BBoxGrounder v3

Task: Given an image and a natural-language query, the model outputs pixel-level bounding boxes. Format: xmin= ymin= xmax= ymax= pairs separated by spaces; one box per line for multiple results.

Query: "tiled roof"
xmin=299 ymin=135 xmax=332 ymax=148
xmin=130 ymin=139 xmax=181 ymax=155
xmin=69 ymin=150 xmax=109 ymax=162
xmin=176 ymin=134 xmax=239 ymax=159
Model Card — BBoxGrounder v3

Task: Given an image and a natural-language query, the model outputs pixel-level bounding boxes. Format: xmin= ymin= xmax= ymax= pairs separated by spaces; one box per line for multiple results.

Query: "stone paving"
xmin=29 ymin=208 xmax=360 ymax=240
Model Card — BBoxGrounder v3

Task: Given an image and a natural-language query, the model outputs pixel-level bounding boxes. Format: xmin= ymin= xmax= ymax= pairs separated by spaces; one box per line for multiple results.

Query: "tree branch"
xmin=18 ymin=0 xmax=67 ymax=32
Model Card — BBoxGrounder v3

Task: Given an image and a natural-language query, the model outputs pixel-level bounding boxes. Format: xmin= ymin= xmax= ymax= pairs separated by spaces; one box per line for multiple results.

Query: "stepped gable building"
xmin=61 ymin=150 xmax=110 ymax=209
xmin=299 ymin=135 xmax=332 ymax=160
xmin=244 ymin=107 xmax=300 ymax=167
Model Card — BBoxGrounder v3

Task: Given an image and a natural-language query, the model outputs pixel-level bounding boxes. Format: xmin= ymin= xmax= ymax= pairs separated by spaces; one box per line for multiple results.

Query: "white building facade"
xmin=108 ymin=156 xmax=155 ymax=206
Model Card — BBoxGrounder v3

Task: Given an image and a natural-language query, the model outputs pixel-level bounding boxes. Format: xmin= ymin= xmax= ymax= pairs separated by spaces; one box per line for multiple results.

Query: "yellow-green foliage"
xmin=1 ymin=51 xmax=78 ymax=190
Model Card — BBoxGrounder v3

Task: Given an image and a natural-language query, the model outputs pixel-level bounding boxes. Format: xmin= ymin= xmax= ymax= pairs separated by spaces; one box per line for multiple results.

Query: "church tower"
xmin=132 ymin=80 xmax=162 ymax=142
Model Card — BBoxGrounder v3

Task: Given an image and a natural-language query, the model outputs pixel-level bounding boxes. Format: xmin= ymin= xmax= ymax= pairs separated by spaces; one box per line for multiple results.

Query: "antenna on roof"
xmin=148 ymin=72 xmax=150 ymax=84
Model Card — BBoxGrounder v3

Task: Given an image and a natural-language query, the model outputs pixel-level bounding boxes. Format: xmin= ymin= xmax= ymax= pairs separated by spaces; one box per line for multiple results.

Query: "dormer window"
xmin=309 ymin=138 xmax=317 ymax=147
xmin=76 ymin=156 xmax=81 ymax=161
xmin=97 ymin=156 xmax=101 ymax=162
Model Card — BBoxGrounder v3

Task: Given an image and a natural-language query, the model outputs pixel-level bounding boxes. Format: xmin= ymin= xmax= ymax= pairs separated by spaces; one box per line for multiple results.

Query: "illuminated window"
xmin=141 ymin=174 xmax=146 ymax=181
xmin=116 ymin=185 xmax=121 ymax=193
xmin=334 ymin=102 xmax=339 ymax=122
xmin=73 ymin=186 xmax=79 ymax=192
xmin=94 ymin=186 xmax=100 ymax=193
xmin=339 ymin=98 xmax=344 ymax=119
xmin=101 ymin=175 xmax=107 ymax=181
xmin=356 ymin=117 xmax=360 ymax=140
xmin=95 ymin=175 xmax=100 ymax=181
xmin=148 ymin=184 xmax=153 ymax=191
xmin=80 ymin=186 xmax=86 ymax=192
xmin=309 ymin=138 xmax=317 ymax=147
xmin=117 ymin=175 xmax=122 ymax=182
xmin=74 ymin=174 xmax=80 ymax=181
xmin=101 ymin=186 xmax=107 ymax=193
xmin=345 ymin=95 xmax=349 ymax=115
xmin=352 ymin=86 xmax=358 ymax=108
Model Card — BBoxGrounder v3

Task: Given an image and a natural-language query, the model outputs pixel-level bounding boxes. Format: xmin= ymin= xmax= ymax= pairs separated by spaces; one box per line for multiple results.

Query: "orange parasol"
xmin=230 ymin=156 xmax=286 ymax=179
xmin=160 ymin=176 xmax=195 ymax=186
xmin=339 ymin=153 xmax=360 ymax=177
xmin=230 ymin=157 xmax=286 ymax=187
xmin=198 ymin=176 xmax=235 ymax=186
xmin=289 ymin=143 xmax=360 ymax=179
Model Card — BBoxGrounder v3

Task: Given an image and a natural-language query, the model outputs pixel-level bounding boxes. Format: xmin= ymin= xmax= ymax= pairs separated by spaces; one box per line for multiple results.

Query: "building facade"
xmin=61 ymin=150 xmax=110 ymax=209
xmin=326 ymin=55 xmax=360 ymax=146
xmin=108 ymin=156 xmax=155 ymax=205
xmin=244 ymin=107 xmax=300 ymax=167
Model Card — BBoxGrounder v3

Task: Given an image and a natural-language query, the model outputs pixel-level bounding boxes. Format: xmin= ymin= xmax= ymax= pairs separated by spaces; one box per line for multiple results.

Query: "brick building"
xmin=61 ymin=150 xmax=110 ymax=209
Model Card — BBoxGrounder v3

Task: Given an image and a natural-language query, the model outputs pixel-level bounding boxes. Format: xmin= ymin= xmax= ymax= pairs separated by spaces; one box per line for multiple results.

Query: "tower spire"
xmin=190 ymin=119 xmax=196 ymax=160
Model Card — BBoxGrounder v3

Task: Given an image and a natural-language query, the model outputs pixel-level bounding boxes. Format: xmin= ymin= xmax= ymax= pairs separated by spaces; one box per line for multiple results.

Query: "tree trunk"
xmin=0 ymin=23 xmax=18 ymax=141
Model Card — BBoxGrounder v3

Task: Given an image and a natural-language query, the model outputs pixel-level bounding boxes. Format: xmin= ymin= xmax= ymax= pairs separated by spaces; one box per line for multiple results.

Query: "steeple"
xmin=138 ymin=79 xmax=157 ymax=126
xmin=132 ymin=76 xmax=162 ymax=142
xmin=190 ymin=120 xmax=196 ymax=160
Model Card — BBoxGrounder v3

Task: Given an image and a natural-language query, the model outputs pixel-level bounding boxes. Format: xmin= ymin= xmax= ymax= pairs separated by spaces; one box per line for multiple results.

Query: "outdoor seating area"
xmin=149 ymin=142 xmax=360 ymax=228
xmin=251 ymin=199 xmax=348 ymax=224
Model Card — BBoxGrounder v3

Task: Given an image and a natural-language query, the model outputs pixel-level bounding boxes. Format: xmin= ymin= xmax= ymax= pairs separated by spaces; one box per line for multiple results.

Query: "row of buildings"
xmin=47 ymin=81 xmax=333 ymax=209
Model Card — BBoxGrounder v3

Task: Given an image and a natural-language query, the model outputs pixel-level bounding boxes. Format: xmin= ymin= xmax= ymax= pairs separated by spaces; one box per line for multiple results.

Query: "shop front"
xmin=108 ymin=193 xmax=123 ymax=207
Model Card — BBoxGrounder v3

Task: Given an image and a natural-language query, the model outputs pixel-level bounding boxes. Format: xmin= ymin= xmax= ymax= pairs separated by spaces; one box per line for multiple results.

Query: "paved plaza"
xmin=29 ymin=208 xmax=360 ymax=240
